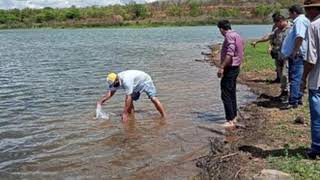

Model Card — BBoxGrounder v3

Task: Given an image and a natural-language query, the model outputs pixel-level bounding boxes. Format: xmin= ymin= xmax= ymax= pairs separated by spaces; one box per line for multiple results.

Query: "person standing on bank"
xmin=96 ymin=70 xmax=166 ymax=123
xmin=251 ymin=13 xmax=291 ymax=84
xmin=252 ymin=13 xmax=292 ymax=101
xmin=281 ymin=4 xmax=311 ymax=109
xmin=301 ymin=0 xmax=320 ymax=159
xmin=217 ymin=20 xmax=245 ymax=127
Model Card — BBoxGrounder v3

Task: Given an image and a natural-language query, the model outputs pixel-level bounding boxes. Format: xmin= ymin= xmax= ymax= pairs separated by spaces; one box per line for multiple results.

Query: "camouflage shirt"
xmin=269 ymin=23 xmax=292 ymax=53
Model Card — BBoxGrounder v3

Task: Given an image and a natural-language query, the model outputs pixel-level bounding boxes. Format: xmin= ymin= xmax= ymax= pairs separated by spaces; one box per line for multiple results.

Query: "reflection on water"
xmin=0 ymin=25 xmax=270 ymax=179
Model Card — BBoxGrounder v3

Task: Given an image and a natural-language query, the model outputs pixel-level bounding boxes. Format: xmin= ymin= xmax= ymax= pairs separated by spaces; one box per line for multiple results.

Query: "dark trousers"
xmin=220 ymin=66 xmax=240 ymax=121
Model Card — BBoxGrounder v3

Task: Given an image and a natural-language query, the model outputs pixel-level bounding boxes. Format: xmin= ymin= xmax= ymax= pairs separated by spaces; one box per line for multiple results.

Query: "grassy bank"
xmin=242 ymin=42 xmax=319 ymax=179
xmin=243 ymin=43 xmax=276 ymax=72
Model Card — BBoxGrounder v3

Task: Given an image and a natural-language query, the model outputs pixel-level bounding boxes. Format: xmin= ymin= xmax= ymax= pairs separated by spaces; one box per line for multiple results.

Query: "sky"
xmin=0 ymin=0 xmax=156 ymax=9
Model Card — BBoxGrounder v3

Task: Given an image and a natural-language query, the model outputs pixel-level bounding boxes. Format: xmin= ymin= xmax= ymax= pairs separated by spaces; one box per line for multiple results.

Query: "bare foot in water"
xmin=222 ymin=121 xmax=235 ymax=128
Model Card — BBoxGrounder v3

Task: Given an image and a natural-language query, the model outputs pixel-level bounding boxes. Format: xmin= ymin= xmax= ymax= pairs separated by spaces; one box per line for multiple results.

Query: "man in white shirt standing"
xmin=97 ymin=70 xmax=166 ymax=122
xmin=301 ymin=0 xmax=320 ymax=159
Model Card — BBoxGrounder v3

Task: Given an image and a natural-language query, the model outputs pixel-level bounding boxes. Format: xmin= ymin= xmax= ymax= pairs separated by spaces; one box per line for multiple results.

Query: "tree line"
xmin=0 ymin=0 xmax=301 ymax=28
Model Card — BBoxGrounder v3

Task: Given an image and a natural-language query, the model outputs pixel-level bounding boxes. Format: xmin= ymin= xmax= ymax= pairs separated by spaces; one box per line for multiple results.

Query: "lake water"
xmin=0 ymin=25 xmax=271 ymax=179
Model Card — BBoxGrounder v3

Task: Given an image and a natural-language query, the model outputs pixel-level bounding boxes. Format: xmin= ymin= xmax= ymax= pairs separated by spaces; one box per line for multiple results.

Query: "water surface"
xmin=0 ymin=25 xmax=271 ymax=179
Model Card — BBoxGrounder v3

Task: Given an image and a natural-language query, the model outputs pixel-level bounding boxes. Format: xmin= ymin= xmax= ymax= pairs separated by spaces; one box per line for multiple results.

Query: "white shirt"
xmin=110 ymin=70 xmax=152 ymax=95
xmin=305 ymin=15 xmax=320 ymax=90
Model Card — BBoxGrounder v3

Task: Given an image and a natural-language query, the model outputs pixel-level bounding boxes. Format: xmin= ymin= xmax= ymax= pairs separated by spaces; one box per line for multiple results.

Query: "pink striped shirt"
xmin=220 ymin=30 xmax=244 ymax=67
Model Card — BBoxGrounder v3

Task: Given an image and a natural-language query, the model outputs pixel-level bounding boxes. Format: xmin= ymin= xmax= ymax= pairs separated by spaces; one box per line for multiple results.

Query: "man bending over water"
xmin=96 ymin=70 xmax=166 ymax=122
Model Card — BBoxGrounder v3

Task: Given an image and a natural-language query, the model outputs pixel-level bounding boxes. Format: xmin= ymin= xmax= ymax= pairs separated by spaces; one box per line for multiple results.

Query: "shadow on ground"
xmin=254 ymin=93 xmax=286 ymax=109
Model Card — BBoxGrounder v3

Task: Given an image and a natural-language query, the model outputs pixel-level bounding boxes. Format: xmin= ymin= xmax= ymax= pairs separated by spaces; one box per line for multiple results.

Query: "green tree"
xmin=35 ymin=13 xmax=45 ymax=23
xmin=0 ymin=10 xmax=7 ymax=24
xmin=128 ymin=3 xmax=149 ymax=19
xmin=83 ymin=6 xmax=107 ymax=18
xmin=254 ymin=4 xmax=273 ymax=17
xmin=5 ymin=14 xmax=19 ymax=23
xmin=20 ymin=8 xmax=35 ymax=23
xmin=217 ymin=8 xmax=240 ymax=17
xmin=166 ymin=4 xmax=182 ymax=17
xmin=65 ymin=6 xmax=81 ymax=20
xmin=43 ymin=8 xmax=56 ymax=21
xmin=189 ymin=1 xmax=201 ymax=17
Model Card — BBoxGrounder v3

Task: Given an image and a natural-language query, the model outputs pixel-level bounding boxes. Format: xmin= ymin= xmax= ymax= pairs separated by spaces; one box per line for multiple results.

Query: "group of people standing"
xmin=252 ymin=5 xmax=311 ymax=108
xmin=231 ymin=1 xmax=320 ymax=159
xmin=96 ymin=1 xmax=320 ymax=159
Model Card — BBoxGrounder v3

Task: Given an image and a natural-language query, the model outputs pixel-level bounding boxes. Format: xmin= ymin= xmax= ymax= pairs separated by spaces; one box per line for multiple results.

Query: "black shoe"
xmin=281 ymin=104 xmax=298 ymax=110
xmin=307 ymin=150 xmax=320 ymax=160
xmin=279 ymin=91 xmax=288 ymax=97
xmin=276 ymin=91 xmax=288 ymax=103
xmin=270 ymin=78 xmax=281 ymax=84
xmin=280 ymin=96 xmax=289 ymax=104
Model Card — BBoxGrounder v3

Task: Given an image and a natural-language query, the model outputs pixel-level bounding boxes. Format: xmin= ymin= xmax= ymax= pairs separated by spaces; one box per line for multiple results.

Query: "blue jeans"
xmin=288 ymin=56 xmax=303 ymax=105
xmin=309 ymin=89 xmax=320 ymax=152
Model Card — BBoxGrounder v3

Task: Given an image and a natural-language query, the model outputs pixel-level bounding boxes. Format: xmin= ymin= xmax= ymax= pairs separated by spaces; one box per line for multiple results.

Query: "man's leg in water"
xmin=129 ymin=92 xmax=140 ymax=114
xmin=150 ymin=97 xmax=166 ymax=118
xmin=128 ymin=101 xmax=135 ymax=114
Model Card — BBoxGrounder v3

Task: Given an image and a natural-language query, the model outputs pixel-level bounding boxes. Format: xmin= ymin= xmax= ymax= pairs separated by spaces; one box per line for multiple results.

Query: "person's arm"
xmin=301 ymin=24 xmax=317 ymax=92
xmin=291 ymin=20 xmax=308 ymax=59
xmin=251 ymin=33 xmax=272 ymax=47
xmin=268 ymin=44 xmax=272 ymax=54
xmin=217 ymin=55 xmax=232 ymax=78
xmin=290 ymin=37 xmax=303 ymax=59
xmin=303 ymin=62 xmax=315 ymax=80
xmin=96 ymin=90 xmax=116 ymax=107
xmin=301 ymin=62 xmax=315 ymax=92
xmin=122 ymin=95 xmax=133 ymax=122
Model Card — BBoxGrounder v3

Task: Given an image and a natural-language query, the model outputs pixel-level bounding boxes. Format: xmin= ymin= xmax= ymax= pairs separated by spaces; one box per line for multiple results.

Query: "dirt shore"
xmin=193 ymin=44 xmax=310 ymax=179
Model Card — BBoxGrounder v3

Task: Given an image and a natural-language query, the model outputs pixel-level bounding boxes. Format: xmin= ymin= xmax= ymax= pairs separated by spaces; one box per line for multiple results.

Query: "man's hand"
xmin=122 ymin=113 xmax=129 ymax=123
xmin=268 ymin=47 xmax=272 ymax=54
xmin=217 ymin=68 xmax=224 ymax=78
xmin=290 ymin=51 xmax=298 ymax=60
xmin=251 ymin=41 xmax=257 ymax=48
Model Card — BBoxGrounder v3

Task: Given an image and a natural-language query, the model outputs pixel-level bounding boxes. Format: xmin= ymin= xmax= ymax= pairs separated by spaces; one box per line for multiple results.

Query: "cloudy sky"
xmin=0 ymin=0 xmax=155 ymax=9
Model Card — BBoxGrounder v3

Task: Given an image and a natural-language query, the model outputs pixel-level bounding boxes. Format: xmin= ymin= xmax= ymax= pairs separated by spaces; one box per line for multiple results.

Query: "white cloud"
xmin=0 ymin=0 xmax=156 ymax=9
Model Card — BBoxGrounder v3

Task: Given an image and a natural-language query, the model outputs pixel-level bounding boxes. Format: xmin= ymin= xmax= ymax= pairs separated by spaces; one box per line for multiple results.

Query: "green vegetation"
xmin=268 ymin=147 xmax=320 ymax=179
xmin=0 ymin=0 xmax=300 ymax=29
xmin=242 ymin=41 xmax=320 ymax=179
xmin=243 ymin=42 xmax=275 ymax=72
xmin=266 ymin=102 xmax=320 ymax=179
xmin=243 ymin=61 xmax=317 ymax=179
xmin=253 ymin=4 xmax=277 ymax=17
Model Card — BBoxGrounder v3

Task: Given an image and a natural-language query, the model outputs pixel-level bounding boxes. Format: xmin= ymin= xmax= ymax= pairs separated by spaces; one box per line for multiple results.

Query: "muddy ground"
xmin=193 ymin=44 xmax=310 ymax=179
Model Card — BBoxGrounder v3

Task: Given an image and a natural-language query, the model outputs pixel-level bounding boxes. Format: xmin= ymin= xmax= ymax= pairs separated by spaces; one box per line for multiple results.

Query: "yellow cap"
xmin=106 ymin=72 xmax=117 ymax=85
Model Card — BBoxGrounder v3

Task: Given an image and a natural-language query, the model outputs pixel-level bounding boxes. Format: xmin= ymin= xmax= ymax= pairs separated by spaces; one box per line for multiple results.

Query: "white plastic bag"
xmin=95 ymin=105 xmax=110 ymax=120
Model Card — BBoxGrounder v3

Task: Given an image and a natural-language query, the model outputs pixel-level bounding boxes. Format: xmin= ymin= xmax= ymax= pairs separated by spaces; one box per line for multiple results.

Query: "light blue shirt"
xmin=281 ymin=14 xmax=311 ymax=58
